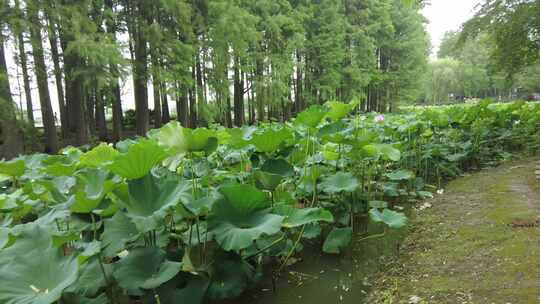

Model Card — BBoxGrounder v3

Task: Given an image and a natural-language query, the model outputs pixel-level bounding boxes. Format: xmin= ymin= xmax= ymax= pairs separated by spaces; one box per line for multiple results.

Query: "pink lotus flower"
xmin=374 ymin=114 xmax=385 ymax=123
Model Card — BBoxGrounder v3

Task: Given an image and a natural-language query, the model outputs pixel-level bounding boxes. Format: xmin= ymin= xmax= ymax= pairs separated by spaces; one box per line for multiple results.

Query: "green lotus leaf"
xmin=369 ymin=208 xmax=407 ymax=229
xmin=113 ymin=247 xmax=182 ymax=295
xmin=77 ymin=241 xmax=101 ymax=264
xmin=295 ymin=105 xmax=326 ymax=128
xmin=61 ymin=293 xmax=108 ymax=304
xmin=122 ymin=174 xmax=191 ymax=232
xmin=385 ymin=170 xmax=415 ymax=181
xmin=79 ymin=143 xmax=120 ymax=168
xmin=225 ymin=126 xmax=257 ymax=148
xmin=250 ymin=127 xmax=292 ymax=153
xmin=0 ymin=227 xmax=10 ymax=249
xmin=190 ymin=128 xmax=219 ymax=153
xmin=320 ymin=172 xmax=359 ymax=194
xmin=156 ymin=121 xmax=218 ymax=154
xmin=108 ymin=139 xmax=167 ymax=180
xmin=70 ymin=169 xmax=117 ymax=213
xmin=206 ymin=250 xmax=261 ymax=300
xmin=368 ymin=200 xmax=388 ymax=209
xmin=325 ymin=101 xmax=355 ymax=122
xmin=303 ymin=223 xmax=322 ymax=239
xmin=253 ymin=170 xmax=283 ymax=191
xmin=68 ymin=257 xmax=112 ymax=297
xmin=377 ymin=144 xmax=401 ymax=161
xmin=322 ymin=227 xmax=352 ymax=254
xmin=115 ymin=139 xmax=137 ymax=153
xmin=260 ymin=158 xmax=294 ymax=177
xmin=362 ymin=144 xmax=401 ymax=161
xmin=0 ymin=225 xmax=79 ymax=304
xmin=101 ymin=212 xmax=139 ymax=257
xmin=44 ymin=162 xmax=78 ymax=177
xmin=318 ymin=121 xmax=348 ymax=144
xmin=273 ymin=204 xmax=334 ymax=228
xmin=152 ymin=273 xmax=209 ymax=304
xmin=218 ymin=184 xmax=268 ymax=215
xmin=154 ymin=121 xmax=187 ymax=153
xmin=0 ymin=159 xmax=25 ymax=177
xmin=362 ymin=144 xmax=379 ymax=157
xmin=180 ymin=190 xmax=218 ymax=217
xmin=208 ymin=184 xmax=283 ymax=251
xmin=0 ymin=191 xmax=21 ymax=211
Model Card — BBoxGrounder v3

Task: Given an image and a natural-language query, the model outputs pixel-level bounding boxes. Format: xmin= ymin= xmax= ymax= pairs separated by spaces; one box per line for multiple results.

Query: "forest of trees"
xmin=0 ymin=0 xmax=429 ymax=156
xmin=421 ymin=0 xmax=540 ymax=104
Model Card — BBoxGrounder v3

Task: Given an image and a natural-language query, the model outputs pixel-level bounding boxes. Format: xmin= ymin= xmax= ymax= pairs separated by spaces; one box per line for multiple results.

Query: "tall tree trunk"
xmin=225 ymin=94 xmax=232 ymax=128
xmin=189 ymin=65 xmax=197 ymax=128
xmin=152 ymin=75 xmax=162 ymax=128
xmin=110 ymin=81 xmax=122 ymax=141
xmin=132 ymin=1 xmax=149 ymax=136
xmin=161 ymin=82 xmax=170 ymax=124
xmin=233 ymin=58 xmax=244 ymax=126
xmin=45 ymin=13 xmax=67 ymax=138
xmin=28 ymin=1 xmax=59 ymax=153
xmin=105 ymin=0 xmax=122 ymax=142
xmin=17 ymin=35 xmax=34 ymax=125
xmin=295 ymin=50 xmax=303 ymax=113
xmin=14 ymin=6 xmax=34 ymax=126
xmin=176 ymin=83 xmax=189 ymax=127
xmin=86 ymin=90 xmax=96 ymax=136
xmin=59 ymin=18 xmax=88 ymax=145
xmin=95 ymin=88 xmax=107 ymax=141
xmin=0 ymin=33 xmax=24 ymax=158
xmin=196 ymin=51 xmax=205 ymax=106
xmin=151 ymin=55 xmax=162 ymax=128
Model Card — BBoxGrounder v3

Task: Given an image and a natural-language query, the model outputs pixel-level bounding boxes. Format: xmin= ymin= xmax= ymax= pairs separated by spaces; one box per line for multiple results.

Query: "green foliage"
xmin=0 ymin=100 xmax=537 ymax=303
xmin=369 ymin=208 xmax=407 ymax=228
xmin=108 ymin=139 xmax=167 ymax=180
xmin=323 ymin=227 xmax=352 ymax=254
xmin=0 ymin=225 xmax=78 ymax=304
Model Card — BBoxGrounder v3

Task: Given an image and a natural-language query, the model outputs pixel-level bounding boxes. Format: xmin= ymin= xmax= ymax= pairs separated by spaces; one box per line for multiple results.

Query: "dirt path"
xmin=370 ymin=157 xmax=540 ymax=304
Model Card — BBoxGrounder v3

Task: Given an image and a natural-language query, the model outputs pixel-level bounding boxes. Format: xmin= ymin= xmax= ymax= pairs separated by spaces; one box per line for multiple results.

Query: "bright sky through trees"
xmin=422 ymin=0 xmax=482 ymax=57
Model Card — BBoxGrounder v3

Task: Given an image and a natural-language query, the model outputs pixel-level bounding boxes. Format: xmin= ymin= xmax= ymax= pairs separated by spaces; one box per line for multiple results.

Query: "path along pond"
xmin=220 ymin=216 xmax=406 ymax=304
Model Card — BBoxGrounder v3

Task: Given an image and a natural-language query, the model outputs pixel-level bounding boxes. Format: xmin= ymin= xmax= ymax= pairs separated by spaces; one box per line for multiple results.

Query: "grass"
xmin=369 ymin=157 xmax=540 ymax=304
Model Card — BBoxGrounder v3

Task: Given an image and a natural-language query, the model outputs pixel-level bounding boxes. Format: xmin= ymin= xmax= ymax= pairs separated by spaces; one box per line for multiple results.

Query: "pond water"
xmin=223 ymin=218 xmax=406 ymax=304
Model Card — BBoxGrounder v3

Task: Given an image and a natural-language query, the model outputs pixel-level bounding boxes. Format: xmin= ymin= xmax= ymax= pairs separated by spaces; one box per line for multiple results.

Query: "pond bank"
xmin=369 ymin=157 xmax=540 ymax=304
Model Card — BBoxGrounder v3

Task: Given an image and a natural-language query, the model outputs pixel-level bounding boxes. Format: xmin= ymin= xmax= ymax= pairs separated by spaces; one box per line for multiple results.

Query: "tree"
xmin=27 ymin=0 xmax=58 ymax=153
xmin=13 ymin=0 xmax=34 ymax=126
xmin=0 ymin=11 xmax=23 ymax=158
xmin=462 ymin=0 xmax=540 ymax=75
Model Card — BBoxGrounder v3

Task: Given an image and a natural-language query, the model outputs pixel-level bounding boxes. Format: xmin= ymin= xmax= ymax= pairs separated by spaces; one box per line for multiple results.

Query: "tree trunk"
xmin=86 ymin=90 xmax=96 ymax=136
xmin=233 ymin=58 xmax=244 ymax=126
xmin=132 ymin=1 xmax=149 ymax=136
xmin=95 ymin=89 xmax=107 ymax=141
xmin=295 ymin=50 xmax=303 ymax=113
xmin=0 ymin=33 xmax=24 ymax=159
xmin=196 ymin=51 xmax=205 ymax=106
xmin=105 ymin=0 xmax=122 ymax=142
xmin=161 ymin=82 xmax=170 ymax=124
xmin=176 ymin=83 xmax=189 ymax=127
xmin=15 ymin=25 xmax=34 ymax=125
xmin=151 ymin=55 xmax=162 ymax=128
xmin=28 ymin=1 xmax=59 ymax=153
xmin=59 ymin=21 xmax=88 ymax=145
xmin=189 ymin=65 xmax=197 ymax=128
xmin=45 ymin=13 xmax=67 ymax=139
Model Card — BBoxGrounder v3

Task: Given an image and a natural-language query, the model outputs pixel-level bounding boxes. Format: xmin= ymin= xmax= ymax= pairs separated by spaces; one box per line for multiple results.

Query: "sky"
xmin=5 ymin=0 xmax=484 ymax=124
xmin=421 ymin=0 xmax=483 ymax=57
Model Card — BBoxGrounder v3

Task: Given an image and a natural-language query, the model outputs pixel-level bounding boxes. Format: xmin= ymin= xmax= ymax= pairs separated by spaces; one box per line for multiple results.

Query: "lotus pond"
xmin=0 ymin=100 xmax=538 ymax=304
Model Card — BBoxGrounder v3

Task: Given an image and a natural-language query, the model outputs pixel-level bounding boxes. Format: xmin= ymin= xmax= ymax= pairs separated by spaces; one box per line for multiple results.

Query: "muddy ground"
xmin=370 ymin=157 xmax=540 ymax=304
